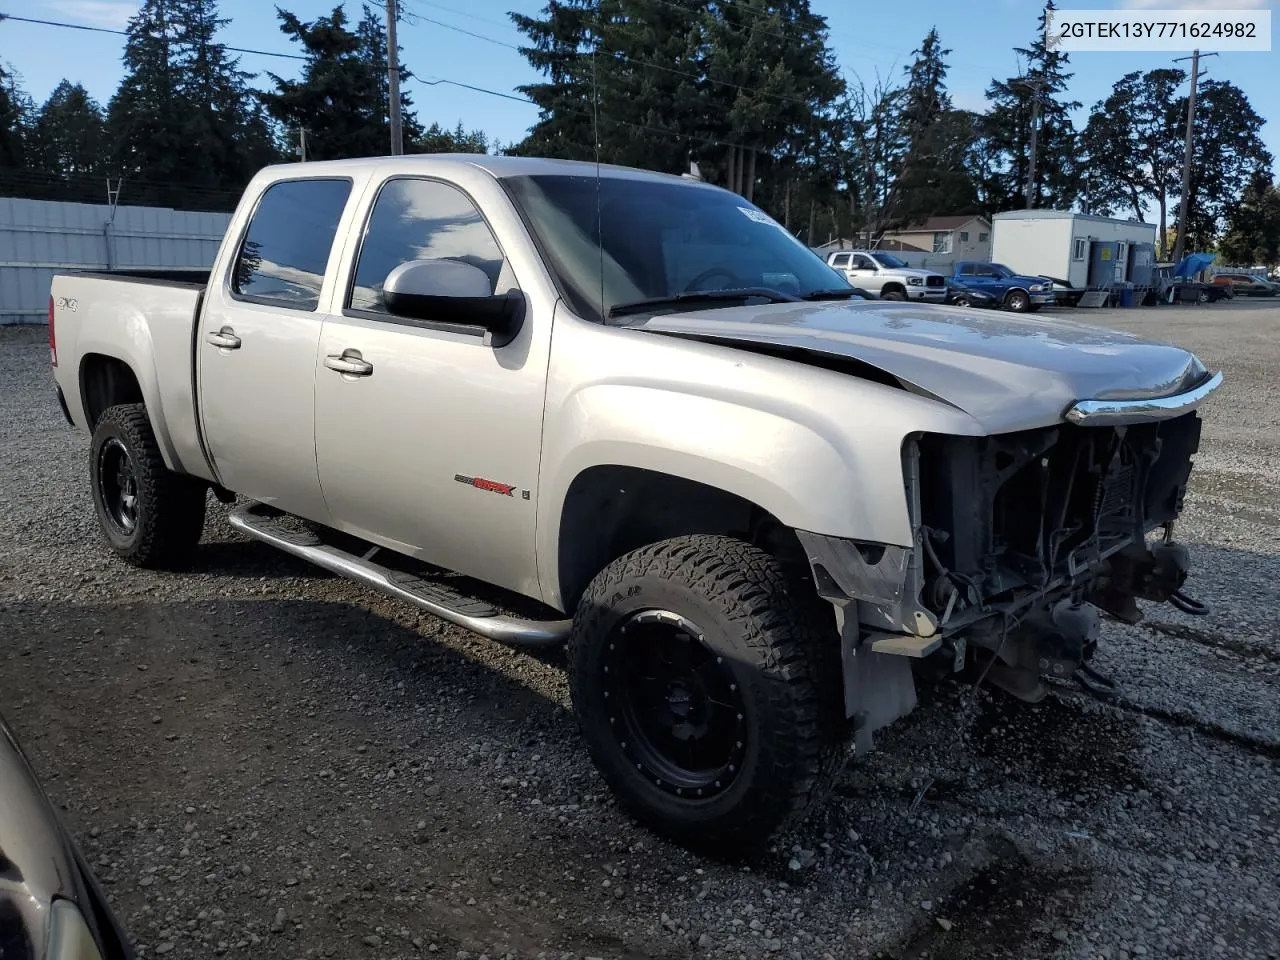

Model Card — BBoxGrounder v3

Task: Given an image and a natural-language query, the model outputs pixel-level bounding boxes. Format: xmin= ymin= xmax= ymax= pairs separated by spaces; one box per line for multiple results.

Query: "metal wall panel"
xmin=0 ymin=197 xmax=231 ymax=324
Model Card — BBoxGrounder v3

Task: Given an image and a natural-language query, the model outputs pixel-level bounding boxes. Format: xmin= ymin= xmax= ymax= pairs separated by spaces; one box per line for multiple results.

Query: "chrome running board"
xmin=227 ymin=505 xmax=571 ymax=649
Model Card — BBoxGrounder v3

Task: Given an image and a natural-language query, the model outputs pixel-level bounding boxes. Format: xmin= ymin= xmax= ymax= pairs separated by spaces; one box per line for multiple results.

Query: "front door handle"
xmin=324 ymin=352 xmax=373 ymax=377
xmin=206 ymin=328 xmax=241 ymax=349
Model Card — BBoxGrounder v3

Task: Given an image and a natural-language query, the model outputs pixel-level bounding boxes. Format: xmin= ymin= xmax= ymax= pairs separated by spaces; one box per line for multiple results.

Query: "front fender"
xmin=535 ymin=309 xmax=984 ymax=608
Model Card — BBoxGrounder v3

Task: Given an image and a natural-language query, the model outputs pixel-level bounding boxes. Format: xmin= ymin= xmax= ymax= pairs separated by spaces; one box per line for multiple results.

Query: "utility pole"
xmin=1170 ymin=49 xmax=1217 ymax=264
xmin=386 ymin=0 xmax=403 ymax=155
xmin=296 ymin=127 xmax=308 ymax=162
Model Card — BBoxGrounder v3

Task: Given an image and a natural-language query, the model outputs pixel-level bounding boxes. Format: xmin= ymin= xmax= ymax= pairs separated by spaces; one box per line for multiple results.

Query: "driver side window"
xmin=853 ymin=255 xmax=877 ymax=270
xmin=348 ymin=177 xmax=508 ymax=315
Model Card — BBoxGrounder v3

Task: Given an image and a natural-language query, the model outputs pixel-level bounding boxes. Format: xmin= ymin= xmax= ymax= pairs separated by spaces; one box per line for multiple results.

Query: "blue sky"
xmin=5 ymin=0 xmax=1278 ymax=168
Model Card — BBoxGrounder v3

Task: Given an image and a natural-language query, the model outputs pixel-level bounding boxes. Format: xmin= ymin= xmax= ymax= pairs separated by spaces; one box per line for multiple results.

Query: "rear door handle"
xmin=206 ymin=328 xmax=241 ymax=349
xmin=324 ymin=353 xmax=373 ymax=377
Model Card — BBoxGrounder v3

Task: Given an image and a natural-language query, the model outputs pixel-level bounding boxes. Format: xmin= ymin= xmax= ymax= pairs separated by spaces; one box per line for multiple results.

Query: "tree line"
xmin=510 ymin=0 xmax=1275 ymax=259
xmin=0 ymin=0 xmax=1276 ymax=262
xmin=0 ymin=0 xmax=488 ymax=210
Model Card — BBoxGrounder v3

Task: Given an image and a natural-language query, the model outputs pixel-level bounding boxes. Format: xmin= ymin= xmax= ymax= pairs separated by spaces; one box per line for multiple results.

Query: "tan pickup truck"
xmin=49 ymin=154 xmax=1222 ymax=852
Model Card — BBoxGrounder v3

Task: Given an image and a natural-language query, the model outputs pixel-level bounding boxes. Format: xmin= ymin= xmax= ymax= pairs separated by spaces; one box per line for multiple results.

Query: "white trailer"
xmin=991 ymin=211 xmax=1158 ymax=289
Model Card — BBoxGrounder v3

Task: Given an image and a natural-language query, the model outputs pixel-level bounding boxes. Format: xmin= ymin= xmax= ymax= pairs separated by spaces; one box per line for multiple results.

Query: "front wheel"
xmin=89 ymin=403 xmax=208 ymax=569
xmin=1005 ymin=289 xmax=1031 ymax=312
xmin=569 ymin=535 xmax=848 ymax=855
xmin=879 ymin=288 xmax=906 ymax=301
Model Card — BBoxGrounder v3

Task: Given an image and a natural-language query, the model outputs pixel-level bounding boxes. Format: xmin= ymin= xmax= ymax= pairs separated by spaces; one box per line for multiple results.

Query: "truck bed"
xmin=50 ymin=270 xmax=216 ymax=483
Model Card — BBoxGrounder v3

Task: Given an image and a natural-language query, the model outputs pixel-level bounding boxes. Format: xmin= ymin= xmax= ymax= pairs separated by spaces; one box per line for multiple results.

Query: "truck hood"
xmin=631 ymin=300 xmax=1210 ymax=433
xmin=890 ymin=267 xmax=944 ymax=279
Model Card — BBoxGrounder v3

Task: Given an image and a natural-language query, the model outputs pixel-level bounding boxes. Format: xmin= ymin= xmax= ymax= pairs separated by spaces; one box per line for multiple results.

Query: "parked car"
xmin=1211 ymin=272 xmax=1280 ymax=297
xmin=944 ymin=278 xmax=1001 ymax=308
xmin=950 ymin=261 xmax=1055 ymax=312
xmin=50 ymin=154 xmax=1222 ymax=853
xmin=825 ymin=249 xmax=948 ymax=302
xmin=1038 ymin=276 xmax=1086 ymax=307
xmin=1 ymin=711 xmax=136 ymax=960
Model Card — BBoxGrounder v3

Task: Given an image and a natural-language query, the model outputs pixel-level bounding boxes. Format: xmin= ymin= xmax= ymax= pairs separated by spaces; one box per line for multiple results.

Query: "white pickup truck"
xmin=50 ymin=155 xmax=1222 ymax=853
xmin=825 ymin=249 xmax=948 ymax=302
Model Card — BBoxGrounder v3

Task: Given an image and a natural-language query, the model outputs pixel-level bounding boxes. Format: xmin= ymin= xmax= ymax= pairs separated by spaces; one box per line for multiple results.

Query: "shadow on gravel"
xmin=972 ymin=694 xmax=1148 ymax=799
xmin=186 ymin=539 xmax=332 ymax=579
xmin=891 ymin=834 xmax=1093 ymax=960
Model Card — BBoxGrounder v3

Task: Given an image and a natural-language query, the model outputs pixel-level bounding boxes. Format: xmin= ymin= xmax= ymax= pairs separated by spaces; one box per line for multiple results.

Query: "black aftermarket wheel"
xmin=569 ymin=535 xmax=848 ymax=854
xmin=89 ymin=403 xmax=208 ymax=569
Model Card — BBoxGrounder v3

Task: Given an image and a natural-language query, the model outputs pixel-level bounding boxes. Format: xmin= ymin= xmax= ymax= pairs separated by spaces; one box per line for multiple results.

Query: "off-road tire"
xmin=879 ymin=287 xmax=907 ymax=301
xmin=1005 ymin=289 xmax=1031 ymax=312
xmin=89 ymin=403 xmax=207 ymax=569
xmin=568 ymin=535 xmax=848 ymax=855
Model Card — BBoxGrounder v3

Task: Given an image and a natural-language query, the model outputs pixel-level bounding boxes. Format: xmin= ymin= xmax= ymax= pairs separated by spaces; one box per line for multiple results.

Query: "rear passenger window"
xmin=232 ymin=178 xmax=352 ymax=310
xmin=349 ymin=178 xmax=505 ymax=315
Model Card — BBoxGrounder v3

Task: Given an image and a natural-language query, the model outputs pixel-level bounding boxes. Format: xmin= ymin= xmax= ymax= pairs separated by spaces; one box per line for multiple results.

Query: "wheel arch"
xmin=553 ymin=465 xmax=809 ymax=613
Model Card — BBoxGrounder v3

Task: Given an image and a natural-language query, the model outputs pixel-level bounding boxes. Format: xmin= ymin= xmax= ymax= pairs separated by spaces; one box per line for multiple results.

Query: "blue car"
xmin=951 ymin=261 xmax=1055 ymax=313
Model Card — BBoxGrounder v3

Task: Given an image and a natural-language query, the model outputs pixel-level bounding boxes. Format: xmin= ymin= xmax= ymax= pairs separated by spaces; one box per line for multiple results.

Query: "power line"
xmin=413 ymin=76 xmax=751 ymax=152
xmin=0 ymin=13 xmax=310 ymax=61
xmin=414 ymin=12 xmax=816 ymax=111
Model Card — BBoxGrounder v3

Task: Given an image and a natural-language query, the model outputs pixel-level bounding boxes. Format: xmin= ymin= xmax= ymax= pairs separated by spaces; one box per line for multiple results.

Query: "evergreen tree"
xmin=0 ymin=62 xmax=32 ymax=168
xmin=1218 ymin=173 xmax=1280 ymax=270
xmin=174 ymin=0 xmax=282 ymax=187
xmin=357 ymin=2 xmax=424 ymax=151
xmin=262 ymin=5 xmax=420 ymax=160
xmin=511 ymin=0 xmax=844 ymax=203
xmin=889 ymin=28 xmax=978 ymax=225
xmin=106 ymin=0 xmax=184 ymax=182
xmin=979 ymin=0 xmax=1081 ymax=211
xmin=417 ymin=121 xmax=488 ymax=154
xmin=30 ymin=81 xmax=106 ymax=177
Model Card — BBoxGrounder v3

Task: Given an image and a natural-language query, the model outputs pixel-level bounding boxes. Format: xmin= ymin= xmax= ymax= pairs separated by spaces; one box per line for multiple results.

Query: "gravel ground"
xmin=2 ymin=299 xmax=1278 ymax=960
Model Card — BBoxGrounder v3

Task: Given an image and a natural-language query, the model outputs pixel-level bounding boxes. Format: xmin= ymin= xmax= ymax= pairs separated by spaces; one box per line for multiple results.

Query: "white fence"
xmin=0 ymin=197 xmax=231 ymax=325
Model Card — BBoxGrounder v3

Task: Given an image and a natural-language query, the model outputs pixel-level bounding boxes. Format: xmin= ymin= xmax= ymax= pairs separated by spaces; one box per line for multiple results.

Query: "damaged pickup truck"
xmin=48 ymin=155 xmax=1221 ymax=853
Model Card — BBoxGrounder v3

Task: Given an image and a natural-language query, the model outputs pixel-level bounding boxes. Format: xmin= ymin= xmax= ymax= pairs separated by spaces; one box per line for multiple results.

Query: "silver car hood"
xmin=632 ymin=300 xmax=1210 ymax=433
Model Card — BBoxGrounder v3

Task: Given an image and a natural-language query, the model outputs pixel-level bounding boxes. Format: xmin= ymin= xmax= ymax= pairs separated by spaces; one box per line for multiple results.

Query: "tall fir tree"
xmin=0 ymin=62 xmax=32 ymax=168
xmin=30 ymin=81 xmax=106 ymax=177
xmin=174 ymin=0 xmax=282 ymax=188
xmin=356 ymin=3 xmax=425 ymax=151
xmin=262 ymin=5 xmax=427 ymax=160
xmin=888 ymin=28 xmax=978 ymax=225
xmin=106 ymin=0 xmax=184 ymax=182
xmin=979 ymin=0 xmax=1081 ymax=211
xmin=107 ymin=0 xmax=281 ymax=196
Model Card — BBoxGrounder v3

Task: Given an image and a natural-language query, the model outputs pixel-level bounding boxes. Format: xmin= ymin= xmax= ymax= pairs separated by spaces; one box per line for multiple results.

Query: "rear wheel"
xmin=89 ymin=403 xmax=207 ymax=569
xmin=569 ymin=535 xmax=847 ymax=855
xmin=1005 ymin=289 xmax=1031 ymax=312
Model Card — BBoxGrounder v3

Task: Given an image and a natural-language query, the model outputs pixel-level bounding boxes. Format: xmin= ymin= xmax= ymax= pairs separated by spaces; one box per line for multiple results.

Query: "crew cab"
xmin=50 ymin=155 xmax=1221 ymax=853
xmin=825 ymin=250 xmax=947 ymax=302
xmin=952 ymin=261 xmax=1055 ymax=312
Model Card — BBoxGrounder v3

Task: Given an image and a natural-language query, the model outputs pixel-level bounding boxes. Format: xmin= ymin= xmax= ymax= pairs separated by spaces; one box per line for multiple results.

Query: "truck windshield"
xmin=500 ymin=173 xmax=849 ymax=320
xmin=870 ymin=252 xmax=907 ymax=268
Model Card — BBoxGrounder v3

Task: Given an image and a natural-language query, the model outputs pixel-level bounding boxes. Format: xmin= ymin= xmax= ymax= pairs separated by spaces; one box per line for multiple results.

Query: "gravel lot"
xmin=2 ymin=299 xmax=1278 ymax=960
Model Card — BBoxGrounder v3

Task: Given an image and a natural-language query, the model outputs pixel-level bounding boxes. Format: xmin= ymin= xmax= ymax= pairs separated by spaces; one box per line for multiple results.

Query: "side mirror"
xmin=382 ymin=259 xmax=525 ymax=347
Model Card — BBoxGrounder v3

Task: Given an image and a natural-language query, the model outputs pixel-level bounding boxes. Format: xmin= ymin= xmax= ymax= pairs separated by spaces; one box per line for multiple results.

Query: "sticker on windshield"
xmin=738 ymin=206 xmax=781 ymax=227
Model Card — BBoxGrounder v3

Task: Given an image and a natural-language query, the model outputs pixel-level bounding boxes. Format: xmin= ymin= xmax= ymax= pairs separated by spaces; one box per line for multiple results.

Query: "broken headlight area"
xmin=804 ymin=411 xmax=1206 ymax=710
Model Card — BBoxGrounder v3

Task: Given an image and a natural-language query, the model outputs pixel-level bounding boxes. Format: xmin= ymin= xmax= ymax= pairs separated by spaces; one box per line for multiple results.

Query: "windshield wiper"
xmin=606 ymin=287 xmax=799 ymax=320
xmin=801 ymin=287 xmax=869 ymax=301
